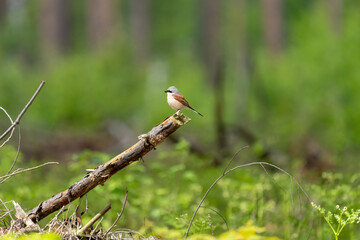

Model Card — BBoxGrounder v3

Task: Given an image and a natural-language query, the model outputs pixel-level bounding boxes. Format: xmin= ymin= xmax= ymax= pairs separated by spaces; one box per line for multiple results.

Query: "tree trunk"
xmin=201 ymin=0 xmax=226 ymax=165
xmin=131 ymin=0 xmax=151 ymax=64
xmin=327 ymin=0 xmax=343 ymax=33
xmin=39 ymin=0 xmax=70 ymax=58
xmin=87 ymin=0 xmax=118 ymax=49
xmin=0 ymin=0 xmax=7 ymax=25
xmin=202 ymin=0 xmax=220 ymax=78
xmin=226 ymin=0 xmax=250 ymax=119
xmin=261 ymin=0 xmax=284 ymax=54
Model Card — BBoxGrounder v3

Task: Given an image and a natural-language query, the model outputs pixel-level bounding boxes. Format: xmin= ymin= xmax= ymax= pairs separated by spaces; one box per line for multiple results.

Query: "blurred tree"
xmin=261 ymin=0 xmax=284 ymax=54
xmin=40 ymin=0 xmax=71 ymax=59
xmin=202 ymin=0 xmax=220 ymax=74
xmin=225 ymin=0 xmax=250 ymax=118
xmin=201 ymin=0 xmax=226 ymax=165
xmin=131 ymin=0 xmax=151 ymax=64
xmin=327 ymin=0 xmax=343 ymax=32
xmin=0 ymin=0 xmax=7 ymax=25
xmin=87 ymin=0 xmax=118 ymax=49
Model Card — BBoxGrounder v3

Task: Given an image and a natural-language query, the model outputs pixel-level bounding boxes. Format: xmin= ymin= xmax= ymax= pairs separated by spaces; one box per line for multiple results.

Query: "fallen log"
xmin=26 ymin=112 xmax=190 ymax=223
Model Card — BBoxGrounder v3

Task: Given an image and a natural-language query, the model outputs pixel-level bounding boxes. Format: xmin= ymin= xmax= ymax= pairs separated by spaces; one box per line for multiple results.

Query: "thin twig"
xmin=105 ymin=189 xmax=128 ymax=236
xmin=0 ymin=162 xmax=58 ymax=183
xmin=43 ymin=206 xmax=65 ymax=232
xmin=77 ymin=203 xmax=111 ymax=235
xmin=0 ymin=198 xmax=14 ymax=222
xmin=91 ymin=216 xmax=104 ymax=234
xmin=200 ymin=206 xmax=229 ymax=231
xmin=0 ymin=81 xmax=45 ymax=141
xmin=184 ymin=161 xmax=312 ymax=239
xmin=6 ymin=126 xmax=21 ymax=175
xmin=223 ymin=145 xmax=249 ymax=174
xmin=260 ymin=163 xmax=286 ymax=193
xmin=0 ymin=107 xmax=15 ymax=148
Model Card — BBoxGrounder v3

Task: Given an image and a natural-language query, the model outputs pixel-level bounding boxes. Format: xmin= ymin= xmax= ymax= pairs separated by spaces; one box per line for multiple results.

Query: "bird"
xmin=164 ymin=86 xmax=203 ymax=116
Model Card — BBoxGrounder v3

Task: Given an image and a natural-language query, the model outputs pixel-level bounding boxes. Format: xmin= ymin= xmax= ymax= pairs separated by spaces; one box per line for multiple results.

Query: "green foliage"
xmin=311 ymin=203 xmax=360 ymax=240
xmin=0 ymin=233 xmax=60 ymax=240
xmin=250 ymin=3 xmax=360 ymax=154
xmin=310 ymin=172 xmax=360 ymax=239
xmin=1 ymin=141 xmax=360 ymax=239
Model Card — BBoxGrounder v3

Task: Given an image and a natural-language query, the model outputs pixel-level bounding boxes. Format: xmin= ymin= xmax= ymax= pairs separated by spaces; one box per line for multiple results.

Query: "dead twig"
xmin=0 ymin=81 xmax=45 ymax=142
xmin=0 ymin=107 xmax=22 ymax=176
xmin=0 ymin=107 xmax=15 ymax=149
xmin=91 ymin=216 xmax=103 ymax=234
xmin=0 ymin=162 xmax=59 ymax=183
xmin=6 ymin=126 xmax=21 ymax=176
xmin=0 ymin=198 xmax=14 ymax=222
xmin=77 ymin=203 xmax=111 ymax=235
xmin=105 ymin=189 xmax=129 ymax=236
xmin=0 ymin=81 xmax=45 ymax=176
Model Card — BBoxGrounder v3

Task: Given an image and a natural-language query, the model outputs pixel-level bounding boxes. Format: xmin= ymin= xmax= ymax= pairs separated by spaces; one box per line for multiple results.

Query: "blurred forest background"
xmin=1 ymin=0 xmax=360 ymax=239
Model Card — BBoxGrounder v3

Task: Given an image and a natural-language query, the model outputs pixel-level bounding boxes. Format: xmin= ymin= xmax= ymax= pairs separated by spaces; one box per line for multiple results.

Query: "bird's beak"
xmin=164 ymin=90 xmax=170 ymax=93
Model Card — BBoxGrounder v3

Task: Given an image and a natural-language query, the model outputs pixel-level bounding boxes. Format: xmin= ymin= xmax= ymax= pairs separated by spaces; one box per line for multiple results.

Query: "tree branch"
xmin=77 ymin=203 xmax=111 ymax=235
xmin=0 ymin=81 xmax=45 ymax=141
xmin=26 ymin=112 xmax=191 ymax=223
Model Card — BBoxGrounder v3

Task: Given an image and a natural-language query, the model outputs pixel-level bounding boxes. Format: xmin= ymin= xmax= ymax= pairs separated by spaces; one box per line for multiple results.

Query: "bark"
xmin=26 ymin=113 xmax=190 ymax=223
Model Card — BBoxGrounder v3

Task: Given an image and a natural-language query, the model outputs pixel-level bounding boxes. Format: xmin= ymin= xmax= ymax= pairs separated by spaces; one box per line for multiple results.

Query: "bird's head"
xmin=164 ymin=86 xmax=179 ymax=94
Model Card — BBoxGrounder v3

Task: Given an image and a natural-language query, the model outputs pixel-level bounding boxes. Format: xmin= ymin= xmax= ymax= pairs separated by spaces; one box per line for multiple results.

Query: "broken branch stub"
xmin=26 ymin=112 xmax=191 ymax=223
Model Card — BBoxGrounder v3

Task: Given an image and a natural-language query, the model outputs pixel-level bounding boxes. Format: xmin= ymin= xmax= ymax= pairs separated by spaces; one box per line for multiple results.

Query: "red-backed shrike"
xmin=165 ymin=86 xmax=203 ymax=116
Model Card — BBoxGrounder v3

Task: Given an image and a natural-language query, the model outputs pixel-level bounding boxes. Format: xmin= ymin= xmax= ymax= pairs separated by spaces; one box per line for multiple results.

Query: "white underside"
xmin=167 ymin=93 xmax=188 ymax=110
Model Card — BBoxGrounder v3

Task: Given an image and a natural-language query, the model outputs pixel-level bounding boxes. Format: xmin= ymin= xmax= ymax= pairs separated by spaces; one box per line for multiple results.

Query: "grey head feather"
xmin=167 ymin=86 xmax=180 ymax=94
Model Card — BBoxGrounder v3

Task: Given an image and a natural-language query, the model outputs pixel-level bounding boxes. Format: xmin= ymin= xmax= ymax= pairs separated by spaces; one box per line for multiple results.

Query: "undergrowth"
xmin=1 ymin=140 xmax=360 ymax=239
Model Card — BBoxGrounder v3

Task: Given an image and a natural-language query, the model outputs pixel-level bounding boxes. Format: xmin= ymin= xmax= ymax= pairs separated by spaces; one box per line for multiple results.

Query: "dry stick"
xmin=0 ymin=162 xmax=59 ymax=183
xmin=0 ymin=107 xmax=15 ymax=148
xmin=0 ymin=106 xmax=19 ymax=177
xmin=26 ymin=112 xmax=191 ymax=223
xmin=0 ymin=81 xmax=45 ymax=142
xmin=105 ymin=189 xmax=129 ymax=236
xmin=184 ymin=161 xmax=312 ymax=239
xmin=91 ymin=216 xmax=104 ymax=234
xmin=0 ymin=198 xmax=14 ymax=222
xmin=0 ymin=81 xmax=45 ymax=175
xmin=222 ymin=145 xmax=249 ymax=174
xmin=6 ymin=126 xmax=21 ymax=175
xmin=77 ymin=203 xmax=111 ymax=235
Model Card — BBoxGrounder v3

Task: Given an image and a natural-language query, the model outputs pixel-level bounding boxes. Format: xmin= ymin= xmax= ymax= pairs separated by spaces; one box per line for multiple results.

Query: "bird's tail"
xmin=189 ymin=106 xmax=203 ymax=117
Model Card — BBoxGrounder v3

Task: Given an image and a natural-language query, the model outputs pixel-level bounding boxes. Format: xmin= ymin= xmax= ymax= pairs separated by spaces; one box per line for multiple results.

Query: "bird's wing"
xmin=173 ymin=93 xmax=191 ymax=108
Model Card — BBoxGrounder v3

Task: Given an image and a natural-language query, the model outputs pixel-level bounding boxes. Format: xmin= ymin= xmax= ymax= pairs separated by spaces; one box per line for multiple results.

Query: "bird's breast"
xmin=167 ymin=94 xmax=184 ymax=110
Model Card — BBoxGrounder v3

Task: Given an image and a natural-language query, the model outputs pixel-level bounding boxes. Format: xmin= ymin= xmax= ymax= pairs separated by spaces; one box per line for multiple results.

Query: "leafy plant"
xmin=311 ymin=203 xmax=360 ymax=240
